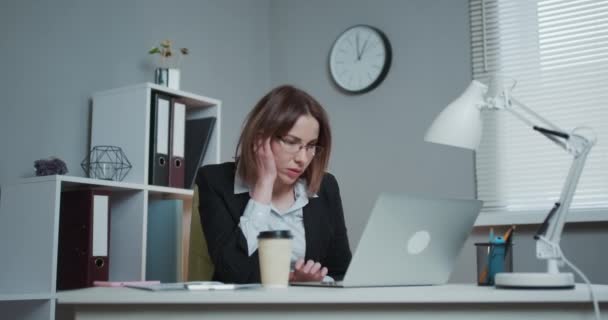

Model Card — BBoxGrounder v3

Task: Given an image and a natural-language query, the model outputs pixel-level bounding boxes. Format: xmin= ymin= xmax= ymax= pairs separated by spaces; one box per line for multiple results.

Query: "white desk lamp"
xmin=425 ymin=78 xmax=596 ymax=288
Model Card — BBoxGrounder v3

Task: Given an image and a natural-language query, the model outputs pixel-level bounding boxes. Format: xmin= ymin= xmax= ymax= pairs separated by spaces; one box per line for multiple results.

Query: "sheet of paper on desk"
xmin=124 ymin=281 xmax=261 ymax=291
xmin=125 ymin=281 xmax=224 ymax=291
xmin=186 ymin=283 xmax=261 ymax=290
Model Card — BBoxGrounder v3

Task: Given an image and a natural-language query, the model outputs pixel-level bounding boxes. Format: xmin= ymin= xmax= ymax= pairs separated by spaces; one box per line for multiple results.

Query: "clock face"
xmin=329 ymin=25 xmax=392 ymax=94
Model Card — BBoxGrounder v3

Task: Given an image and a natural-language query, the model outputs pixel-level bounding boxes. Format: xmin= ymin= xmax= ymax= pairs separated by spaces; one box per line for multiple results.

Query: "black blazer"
xmin=196 ymin=162 xmax=352 ymax=283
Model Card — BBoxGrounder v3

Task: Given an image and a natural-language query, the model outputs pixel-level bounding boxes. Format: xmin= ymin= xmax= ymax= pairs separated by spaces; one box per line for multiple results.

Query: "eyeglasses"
xmin=276 ymin=136 xmax=324 ymax=156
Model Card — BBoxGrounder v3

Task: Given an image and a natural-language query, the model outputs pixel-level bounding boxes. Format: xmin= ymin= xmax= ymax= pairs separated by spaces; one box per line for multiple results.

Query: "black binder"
xmin=149 ymin=92 xmax=171 ymax=186
xmin=184 ymin=117 xmax=216 ymax=189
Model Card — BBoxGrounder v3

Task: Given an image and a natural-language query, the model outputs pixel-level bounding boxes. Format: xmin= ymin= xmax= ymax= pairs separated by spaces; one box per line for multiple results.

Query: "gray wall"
xmin=269 ymin=0 xmax=475 ymax=249
xmin=1 ymin=0 xmax=605 ymax=285
xmin=268 ymin=0 xmax=477 ymax=278
xmin=0 ymin=0 xmax=271 ymax=184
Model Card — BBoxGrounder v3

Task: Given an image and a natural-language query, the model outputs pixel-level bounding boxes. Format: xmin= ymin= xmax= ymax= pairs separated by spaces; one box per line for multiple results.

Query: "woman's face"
xmin=271 ymin=114 xmax=320 ymax=187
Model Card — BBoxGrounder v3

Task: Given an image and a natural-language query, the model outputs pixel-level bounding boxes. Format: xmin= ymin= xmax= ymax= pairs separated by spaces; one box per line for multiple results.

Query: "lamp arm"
xmin=502 ymin=94 xmax=596 ymax=262
xmin=509 ymin=97 xmax=564 ymax=132
xmin=507 ymin=98 xmax=569 ymax=151
xmin=544 ymin=146 xmax=592 ymax=243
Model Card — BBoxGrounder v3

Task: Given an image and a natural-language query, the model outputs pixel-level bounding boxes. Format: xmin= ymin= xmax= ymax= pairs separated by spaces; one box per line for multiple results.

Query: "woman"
xmin=196 ymin=85 xmax=351 ymax=284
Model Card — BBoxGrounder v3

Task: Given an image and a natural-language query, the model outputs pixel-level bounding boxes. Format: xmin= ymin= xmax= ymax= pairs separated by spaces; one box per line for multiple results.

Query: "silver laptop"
xmin=292 ymin=193 xmax=482 ymax=288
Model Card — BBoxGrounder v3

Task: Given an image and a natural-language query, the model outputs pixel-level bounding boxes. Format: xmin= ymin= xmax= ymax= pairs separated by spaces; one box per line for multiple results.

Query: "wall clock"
xmin=329 ymin=25 xmax=392 ymax=94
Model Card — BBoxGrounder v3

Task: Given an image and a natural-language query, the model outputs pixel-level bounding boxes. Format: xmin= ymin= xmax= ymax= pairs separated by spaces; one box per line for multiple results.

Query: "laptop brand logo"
xmin=407 ymin=230 xmax=430 ymax=255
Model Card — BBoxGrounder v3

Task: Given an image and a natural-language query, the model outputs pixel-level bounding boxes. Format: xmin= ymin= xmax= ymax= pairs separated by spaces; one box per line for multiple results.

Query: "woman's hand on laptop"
xmin=289 ymin=259 xmax=328 ymax=282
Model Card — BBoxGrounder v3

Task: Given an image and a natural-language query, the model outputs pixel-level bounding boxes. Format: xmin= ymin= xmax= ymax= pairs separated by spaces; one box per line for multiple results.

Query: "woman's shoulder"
xmin=319 ymin=171 xmax=339 ymax=193
xmin=321 ymin=171 xmax=338 ymax=183
xmin=196 ymin=162 xmax=236 ymax=186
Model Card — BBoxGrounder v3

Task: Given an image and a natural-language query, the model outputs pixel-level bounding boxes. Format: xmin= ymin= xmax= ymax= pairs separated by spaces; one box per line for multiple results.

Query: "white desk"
xmin=55 ymin=284 xmax=607 ymax=320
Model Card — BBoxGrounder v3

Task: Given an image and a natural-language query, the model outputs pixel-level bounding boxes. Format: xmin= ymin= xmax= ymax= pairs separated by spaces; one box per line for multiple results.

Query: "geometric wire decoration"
xmin=81 ymin=145 xmax=132 ymax=181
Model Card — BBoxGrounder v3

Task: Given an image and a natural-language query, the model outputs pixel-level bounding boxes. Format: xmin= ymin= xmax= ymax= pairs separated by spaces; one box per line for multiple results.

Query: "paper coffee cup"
xmin=257 ymin=230 xmax=293 ymax=288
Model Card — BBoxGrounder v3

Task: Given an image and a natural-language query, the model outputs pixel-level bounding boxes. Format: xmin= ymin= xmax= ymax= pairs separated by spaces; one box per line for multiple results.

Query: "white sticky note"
xmin=92 ymin=195 xmax=109 ymax=256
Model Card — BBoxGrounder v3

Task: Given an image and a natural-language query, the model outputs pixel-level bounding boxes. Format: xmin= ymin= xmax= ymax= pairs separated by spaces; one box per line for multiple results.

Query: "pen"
xmin=478 ymin=228 xmax=494 ymax=284
xmin=503 ymin=225 xmax=515 ymax=242
xmin=503 ymin=225 xmax=515 ymax=258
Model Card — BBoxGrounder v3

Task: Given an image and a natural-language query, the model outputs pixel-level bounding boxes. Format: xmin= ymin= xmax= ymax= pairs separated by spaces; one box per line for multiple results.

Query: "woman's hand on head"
xmin=255 ymin=137 xmax=277 ymax=182
xmin=251 ymin=137 xmax=276 ymax=204
xmin=289 ymin=259 xmax=328 ymax=282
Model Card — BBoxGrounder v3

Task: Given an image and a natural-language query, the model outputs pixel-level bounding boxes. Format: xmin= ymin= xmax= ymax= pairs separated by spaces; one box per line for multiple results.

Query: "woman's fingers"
xmin=301 ymin=260 xmax=315 ymax=273
xmin=320 ymin=267 xmax=328 ymax=278
xmin=254 ymin=137 xmax=263 ymax=152
xmin=290 ymin=260 xmax=328 ymax=282
xmin=310 ymin=262 xmax=322 ymax=274
xmin=264 ymin=137 xmax=272 ymax=152
xmin=294 ymin=258 xmax=305 ymax=270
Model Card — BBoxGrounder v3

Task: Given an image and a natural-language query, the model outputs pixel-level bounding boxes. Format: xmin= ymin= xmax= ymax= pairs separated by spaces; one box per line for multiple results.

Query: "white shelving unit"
xmin=0 ymin=84 xmax=221 ymax=320
xmin=91 ymin=82 xmax=221 ymax=185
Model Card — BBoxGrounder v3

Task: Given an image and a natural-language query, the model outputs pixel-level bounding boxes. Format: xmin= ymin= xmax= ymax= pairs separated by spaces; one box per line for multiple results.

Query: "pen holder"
xmin=475 ymin=242 xmax=513 ymax=286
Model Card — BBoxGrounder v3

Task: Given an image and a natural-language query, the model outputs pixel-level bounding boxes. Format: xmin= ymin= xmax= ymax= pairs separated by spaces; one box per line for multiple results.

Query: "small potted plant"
xmin=149 ymin=39 xmax=189 ymax=90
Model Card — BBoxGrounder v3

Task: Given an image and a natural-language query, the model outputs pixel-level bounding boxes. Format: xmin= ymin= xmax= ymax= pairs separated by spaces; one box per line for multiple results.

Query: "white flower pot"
xmin=154 ymin=68 xmax=180 ymax=90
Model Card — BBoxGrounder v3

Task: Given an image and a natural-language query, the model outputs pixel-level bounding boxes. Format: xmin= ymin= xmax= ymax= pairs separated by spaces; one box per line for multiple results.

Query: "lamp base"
xmin=495 ymin=272 xmax=575 ymax=289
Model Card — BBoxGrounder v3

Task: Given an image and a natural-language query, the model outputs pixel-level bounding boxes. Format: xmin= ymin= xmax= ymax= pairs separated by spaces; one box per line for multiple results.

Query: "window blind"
xmin=470 ymin=0 xmax=608 ymax=218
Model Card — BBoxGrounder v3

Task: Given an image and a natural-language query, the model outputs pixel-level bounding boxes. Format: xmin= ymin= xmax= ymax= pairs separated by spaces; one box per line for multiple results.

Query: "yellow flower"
xmin=160 ymin=39 xmax=172 ymax=48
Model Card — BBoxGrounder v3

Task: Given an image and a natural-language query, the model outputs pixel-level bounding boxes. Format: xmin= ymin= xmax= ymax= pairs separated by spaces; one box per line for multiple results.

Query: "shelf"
xmin=0 ymin=293 xmax=54 ymax=302
xmin=147 ymin=185 xmax=194 ymax=198
xmin=12 ymin=175 xmax=194 ymax=197
xmin=94 ymin=83 xmax=221 ymax=109
xmin=13 ymin=175 xmax=145 ymax=191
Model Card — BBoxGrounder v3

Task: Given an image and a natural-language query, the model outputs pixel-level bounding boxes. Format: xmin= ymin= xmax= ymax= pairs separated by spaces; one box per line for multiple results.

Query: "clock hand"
xmin=360 ymin=39 xmax=369 ymax=59
xmin=356 ymin=33 xmax=361 ymax=60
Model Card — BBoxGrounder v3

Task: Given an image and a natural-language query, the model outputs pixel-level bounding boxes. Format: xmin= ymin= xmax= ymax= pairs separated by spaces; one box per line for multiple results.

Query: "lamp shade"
xmin=424 ymin=80 xmax=488 ymax=150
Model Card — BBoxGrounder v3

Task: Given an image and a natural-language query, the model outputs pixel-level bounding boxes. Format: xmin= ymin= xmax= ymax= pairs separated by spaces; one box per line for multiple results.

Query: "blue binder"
xmin=146 ymin=199 xmax=182 ymax=282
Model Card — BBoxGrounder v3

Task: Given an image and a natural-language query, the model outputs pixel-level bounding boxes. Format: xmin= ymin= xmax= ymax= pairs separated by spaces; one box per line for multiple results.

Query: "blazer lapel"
xmin=225 ymin=192 xmax=250 ymax=254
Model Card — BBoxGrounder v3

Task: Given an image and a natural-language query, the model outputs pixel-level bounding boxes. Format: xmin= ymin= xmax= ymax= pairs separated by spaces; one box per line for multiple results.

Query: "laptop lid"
xmin=341 ymin=193 xmax=482 ymax=287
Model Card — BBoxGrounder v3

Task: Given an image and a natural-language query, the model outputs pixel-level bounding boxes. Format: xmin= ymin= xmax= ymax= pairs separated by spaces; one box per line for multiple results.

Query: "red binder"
xmin=57 ymin=189 xmax=111 ymax=290
xmin=168 ymin=99 xmax=186 ymax=188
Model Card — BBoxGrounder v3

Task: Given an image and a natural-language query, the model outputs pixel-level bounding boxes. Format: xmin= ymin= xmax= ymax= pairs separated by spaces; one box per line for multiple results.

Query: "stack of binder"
xmin=149 ymin=91 xmax=215 ymax=189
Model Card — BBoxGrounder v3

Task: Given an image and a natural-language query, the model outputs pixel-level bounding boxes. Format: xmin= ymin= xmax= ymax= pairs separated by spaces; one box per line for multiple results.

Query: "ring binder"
xmin=149 ymin=92 xmax=171 ymax=186
xmin=57 ymin=189 xmax=111 ymax=290
xmin=169 ymin=100 xmax=186 ymax=188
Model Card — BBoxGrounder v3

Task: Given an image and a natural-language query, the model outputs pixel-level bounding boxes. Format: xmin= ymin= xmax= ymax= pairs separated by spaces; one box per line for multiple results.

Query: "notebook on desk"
xmin=291 ymin=193 xmax=482 ymax=288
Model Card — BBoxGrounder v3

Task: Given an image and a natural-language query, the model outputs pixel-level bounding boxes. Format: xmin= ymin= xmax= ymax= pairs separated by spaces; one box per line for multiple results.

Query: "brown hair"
xmin=235 ymin=85 xmax=331 ymax=194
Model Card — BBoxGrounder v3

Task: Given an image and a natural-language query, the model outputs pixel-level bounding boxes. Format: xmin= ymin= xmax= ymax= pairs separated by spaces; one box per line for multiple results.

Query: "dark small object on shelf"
xmin=81 ymin=146 xmax=132 ymax=181
xmin=34 ymin=157 xmax=68 ymax=176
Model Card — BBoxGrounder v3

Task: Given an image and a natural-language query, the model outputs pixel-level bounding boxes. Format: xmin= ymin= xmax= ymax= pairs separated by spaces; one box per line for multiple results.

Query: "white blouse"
xmin=234 ymin=174 xmax=317 ymax=266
